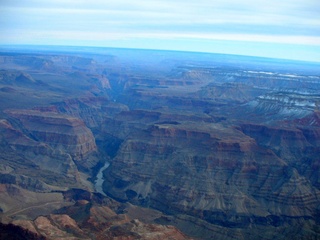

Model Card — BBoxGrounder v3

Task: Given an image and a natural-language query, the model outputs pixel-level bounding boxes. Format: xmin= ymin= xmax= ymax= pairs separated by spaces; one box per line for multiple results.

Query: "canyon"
xmin=0 ymin=46 xmax=319 ymax=239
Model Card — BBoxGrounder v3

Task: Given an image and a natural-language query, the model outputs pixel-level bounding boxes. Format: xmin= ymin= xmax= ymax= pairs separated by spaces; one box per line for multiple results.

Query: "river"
xmin=94 ymin=161 xmax=110 ymax=196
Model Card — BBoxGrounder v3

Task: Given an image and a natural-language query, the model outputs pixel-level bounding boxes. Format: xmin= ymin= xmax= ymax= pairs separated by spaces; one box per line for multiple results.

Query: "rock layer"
xmin=0 ymin=118 xmax=79 ymax=179
xmin=6 ymin=109 xmax=97 ymax=160
xmin=103 ymin=110 xmax=320 ymax=235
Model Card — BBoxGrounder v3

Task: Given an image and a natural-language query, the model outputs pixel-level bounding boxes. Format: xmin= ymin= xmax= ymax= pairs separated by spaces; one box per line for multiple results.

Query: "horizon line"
xmin=1 ymin=43 xmax=320 ymax=64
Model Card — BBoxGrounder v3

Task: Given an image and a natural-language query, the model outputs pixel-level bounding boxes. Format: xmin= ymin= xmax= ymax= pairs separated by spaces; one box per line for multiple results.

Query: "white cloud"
xmin=3 ymin=28 xmax=319 ymax=47
xmin=3 ymin=2 xmax=320 ymax=31
xmin=1 ymin=0 xmax=320 ymax=61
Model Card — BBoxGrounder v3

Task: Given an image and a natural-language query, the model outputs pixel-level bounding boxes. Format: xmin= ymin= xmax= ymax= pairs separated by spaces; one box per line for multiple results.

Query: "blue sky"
xmin=1 ymin=0 xmax=320 ymax=62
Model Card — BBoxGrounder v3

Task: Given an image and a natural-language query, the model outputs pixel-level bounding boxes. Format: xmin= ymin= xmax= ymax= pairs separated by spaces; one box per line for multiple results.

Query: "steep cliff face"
xmin=198 ymin=82 xmax=267 ymax=103
xmin=6 ymin=109 xmax=97 ymax=160
xmin=0 ymin=118 xmax=79 ymax=179
xmin=199 ymin=68 xmax=320 ymax=91
xmin=103 ymin=119 xmax=320 ymax=230
xmin=0 ymin=54 xmax=54 ymax=70
xmin=240 ymin=124 xmax=309 ymax=163
xmin=241 ymin=112 xmax=320 ymax=189
xmin=33 ymin=97 xmax=128 ymax=130
xmin=244 ymin=92 xmax=320 ymax=121
xmin=294 ymin=111 xmax=320 ymax=127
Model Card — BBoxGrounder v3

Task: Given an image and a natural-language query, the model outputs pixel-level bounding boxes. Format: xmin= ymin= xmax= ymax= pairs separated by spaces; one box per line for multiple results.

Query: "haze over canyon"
xmin=0 ymin=46 xmax=319 ymax=239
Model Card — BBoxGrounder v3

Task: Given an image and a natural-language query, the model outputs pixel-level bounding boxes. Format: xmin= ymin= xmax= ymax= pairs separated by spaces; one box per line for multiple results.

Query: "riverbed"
xmin=94 ymin=161 xmax=110 ymax=196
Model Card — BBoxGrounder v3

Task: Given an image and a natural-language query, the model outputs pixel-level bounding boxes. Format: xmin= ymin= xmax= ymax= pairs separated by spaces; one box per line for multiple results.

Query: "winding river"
xmin=94 ymin=161 xmax=110 ymax=196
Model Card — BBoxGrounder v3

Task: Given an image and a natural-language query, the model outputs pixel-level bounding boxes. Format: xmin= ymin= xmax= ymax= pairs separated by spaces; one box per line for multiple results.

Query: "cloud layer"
xmin=1 ymin=0 xmax=320 ymax=61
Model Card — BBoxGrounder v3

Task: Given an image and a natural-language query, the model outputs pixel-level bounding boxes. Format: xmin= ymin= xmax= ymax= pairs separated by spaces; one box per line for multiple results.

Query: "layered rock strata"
xmin=0 ymin=118 xmax=79 ymax=179
xmin=5 ymin=109 xmax=97 ymax=160
xmin=103 ymin=112 xmax=320 ymax=236
xmin=241 ymin=111 xmax=320 ymax=189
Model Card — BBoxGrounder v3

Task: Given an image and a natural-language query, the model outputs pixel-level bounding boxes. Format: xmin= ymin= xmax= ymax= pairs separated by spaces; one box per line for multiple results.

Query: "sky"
xmin=1 ymin=0 xmax=320 ymax=62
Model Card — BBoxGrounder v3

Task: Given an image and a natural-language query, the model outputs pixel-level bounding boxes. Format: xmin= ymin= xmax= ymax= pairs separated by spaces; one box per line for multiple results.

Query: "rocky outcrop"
xmin=241 ymin=112 xmax=320 ymax=189
xmin=12 ymin=212 xmax=190 ymax=240
xmin=0 ymin=54 xmax=54 ymax=70
xmin=33 ymin=97 xmax=128 ymax=129
xmin=294 ymin=110 xmax=320 ymax=127
xmin=0 ymin=118 xmax=79 ymax=179
xmin=240 ymin=124 xmax=309 ymax=163
xmin=244 ymin=92 xmax=320 ymax=121
xmin=198 ymin=68 xmax=320 ymax=92
xmin=198 ymin=82 xmax=267 ymax=103
xmin=5 ymin=109 xmax=97 ymax=160
xmin=0 ymin=173 xmax=51 ymax=193
xmin=104 ymin=121 xmax=320 ymax=223
xmin=0 ymin=70 xmax=37 ymax=85
xmin=10 ymin=192 xmax=191 ymax=240
xmin=0 ymin=222 xmax=45 ymax=240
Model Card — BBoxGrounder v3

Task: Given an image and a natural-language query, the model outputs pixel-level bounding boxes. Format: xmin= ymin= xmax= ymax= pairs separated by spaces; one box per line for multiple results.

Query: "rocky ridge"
xmin=5 ymin=109 xmax=97 ymax=160
xmin=9 ymin=190 xmax=191 ymax=240
xmin=103 ymin=113 xmax=320 ymax=217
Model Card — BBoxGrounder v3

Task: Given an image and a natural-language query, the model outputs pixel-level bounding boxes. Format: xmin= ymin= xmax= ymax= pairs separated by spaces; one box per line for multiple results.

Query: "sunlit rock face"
xmin=9 ymin=189 xmax=191 ymax=240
